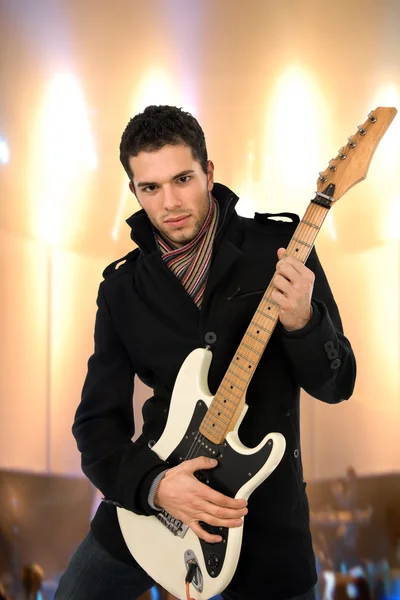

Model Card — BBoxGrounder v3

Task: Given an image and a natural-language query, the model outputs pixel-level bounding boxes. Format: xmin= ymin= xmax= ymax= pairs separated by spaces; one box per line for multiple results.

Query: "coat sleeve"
xmin=72 ymin=282 xmax=168 ymax=515
xmin=279 ymin=247 xmax=356 ymax=404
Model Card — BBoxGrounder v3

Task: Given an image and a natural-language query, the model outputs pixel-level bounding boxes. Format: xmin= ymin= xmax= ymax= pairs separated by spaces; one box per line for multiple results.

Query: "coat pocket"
xmin=227 ymin=287 xmax=265 ymax=301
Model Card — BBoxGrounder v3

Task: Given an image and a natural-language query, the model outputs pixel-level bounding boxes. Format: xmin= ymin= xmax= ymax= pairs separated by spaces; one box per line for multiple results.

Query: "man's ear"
xmin=207 ymin=160 xmax=215 ymax=191
xmin=129 ymin=180 xmax=142 ymax=208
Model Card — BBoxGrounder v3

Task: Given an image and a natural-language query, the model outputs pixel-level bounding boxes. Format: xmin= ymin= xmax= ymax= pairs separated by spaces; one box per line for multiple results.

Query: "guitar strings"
xmin=185 ymin=430 xmax=205 ymax=460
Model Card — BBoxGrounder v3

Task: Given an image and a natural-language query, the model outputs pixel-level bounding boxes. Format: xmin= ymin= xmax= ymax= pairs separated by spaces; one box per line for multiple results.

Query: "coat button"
xmin=330 ymin=358 xmax=341 ymax=369
xmin=324 ymin=340 xmax=338 ymax=360
xmin=205 ymin=332 xmax=217 ymax=344
xmin=294 ymin=449 xmax=299 ymax=458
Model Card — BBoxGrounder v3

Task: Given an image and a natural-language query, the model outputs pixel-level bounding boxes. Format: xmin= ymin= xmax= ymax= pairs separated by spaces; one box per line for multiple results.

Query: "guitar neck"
xmin=200 ymin=198 xmax=330 ymax=444
xmin=200 ymin=105 xmax=398 ymax=444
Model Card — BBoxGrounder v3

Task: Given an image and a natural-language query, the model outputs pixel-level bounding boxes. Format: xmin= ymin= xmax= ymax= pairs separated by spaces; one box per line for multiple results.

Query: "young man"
xmin=55 ymin=105 xmax=356 ymax=600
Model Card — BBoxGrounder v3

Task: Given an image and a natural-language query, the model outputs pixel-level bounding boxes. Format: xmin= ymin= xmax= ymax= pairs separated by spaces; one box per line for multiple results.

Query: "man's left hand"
xmin=271 ymin=247 xmax=315 ymax=331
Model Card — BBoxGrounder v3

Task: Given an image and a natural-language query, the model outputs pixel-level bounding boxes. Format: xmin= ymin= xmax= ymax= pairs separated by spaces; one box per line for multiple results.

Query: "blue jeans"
xmin=55 ymin=530 xmax=316 ymax=600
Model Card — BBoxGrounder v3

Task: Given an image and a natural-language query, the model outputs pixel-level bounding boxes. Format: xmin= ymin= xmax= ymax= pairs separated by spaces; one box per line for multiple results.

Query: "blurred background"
xmin=0 ymin=0 xmax=399 ymax=598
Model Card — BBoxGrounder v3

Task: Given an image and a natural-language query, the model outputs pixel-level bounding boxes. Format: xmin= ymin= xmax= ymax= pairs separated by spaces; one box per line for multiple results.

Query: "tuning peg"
xmin=368 ymin=111 xmax=377 ymax=123
xmin=348 ymin=137 xmax=357 ymax=148
xmin=338 ymin=147 xmax=347 ymax=160
xmin=328 ymin=160 xmax=337 ymax=172
xmin=319 ymin=172 xmax=327 ymax=183
xmin=357 ymin=125 xmax=367 ymax=136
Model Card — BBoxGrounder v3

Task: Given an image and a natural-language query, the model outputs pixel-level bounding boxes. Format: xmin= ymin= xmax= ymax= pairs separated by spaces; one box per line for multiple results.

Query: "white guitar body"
xmin=117 ymin=348 xmax=286 ymax=599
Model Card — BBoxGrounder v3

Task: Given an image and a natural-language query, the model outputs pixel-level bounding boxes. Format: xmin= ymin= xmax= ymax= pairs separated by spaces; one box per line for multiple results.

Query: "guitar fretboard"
xmin=199 ymin=200 xmax=330 ymax=444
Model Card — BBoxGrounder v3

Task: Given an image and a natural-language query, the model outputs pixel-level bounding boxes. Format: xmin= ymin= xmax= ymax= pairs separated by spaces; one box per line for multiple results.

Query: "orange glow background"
xmin=0 ymin=0 xmax=399 ymax=481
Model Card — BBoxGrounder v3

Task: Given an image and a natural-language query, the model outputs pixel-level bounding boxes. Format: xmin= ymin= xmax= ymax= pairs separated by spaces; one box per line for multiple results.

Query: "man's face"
xmin=129 ymin=144 xmax=214 ymax=248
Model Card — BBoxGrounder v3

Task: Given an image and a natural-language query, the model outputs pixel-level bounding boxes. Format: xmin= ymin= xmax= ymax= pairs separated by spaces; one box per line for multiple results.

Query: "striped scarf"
xmin=156 ymin=195 xmax=219 ymax=308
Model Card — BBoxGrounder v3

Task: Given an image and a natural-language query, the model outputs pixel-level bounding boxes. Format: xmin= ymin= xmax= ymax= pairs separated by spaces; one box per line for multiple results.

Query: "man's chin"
xmin=166 ymin=233 xmax=193 ymax=248
xmin=160 ymin=226 xmax=196 ymax=248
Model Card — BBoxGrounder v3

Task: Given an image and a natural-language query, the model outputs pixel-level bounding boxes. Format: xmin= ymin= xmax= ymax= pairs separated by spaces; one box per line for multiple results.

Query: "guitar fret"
xmin=242 ymin=342 xmax=260 ymax=355
xmin=227 ymin=368 xmax=248 ymax=384
xmin=220 ymin=383 xmax=242 ymax=400
xmin=208 ymin=409 xmax=229 ymax=425
xmin=199 ymin=431 xmax=221 ymax=445
xmin=214 ymin=397 xmax=235 ymax=413
xmin=223 ymin=377 xmax=245 ymax=393
xmin=292 ymin=237 xmax=312 ymax=248
xmin=258 ymin=309 xmax=277 ymax=321
xmin=266 ymin=299 xmax=280 ymax=308
xmin=301 ymin=219 xmax=319 ymax=230
xmin=217 ymin=391 xmax=237 ymax=406
xmin=202 ymin=419 xmax=225 ymax=434
xmin=251 ymin=321 xmax=272 ymax=334
xmin=235 ymin=362 xmax=253 ymax=374
xmin=247 ymin=332 xmax=266 ymax=343
xmin=237 ymin=352 xmax=256 ymax=365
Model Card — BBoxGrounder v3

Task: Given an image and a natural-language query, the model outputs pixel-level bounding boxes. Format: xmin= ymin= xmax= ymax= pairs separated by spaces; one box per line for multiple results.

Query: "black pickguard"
xmin=166 ymin=400 xmax=274 ymax=577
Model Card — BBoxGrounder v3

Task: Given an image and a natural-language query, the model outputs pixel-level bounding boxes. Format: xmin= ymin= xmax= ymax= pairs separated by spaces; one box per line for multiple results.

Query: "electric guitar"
xmin=117 ymin=106 xmax=397 ymax=600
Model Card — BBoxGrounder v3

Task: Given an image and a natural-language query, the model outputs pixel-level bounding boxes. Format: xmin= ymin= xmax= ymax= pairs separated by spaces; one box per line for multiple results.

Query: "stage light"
xmin=30 ymin=73 xmax=97 ymax=247
xmin=235 ymin=140 xmax=258 ymax=218
xmin=258 ymin=64 xmax=331 ymax=219
xmin=150 ymin=585 xmax=160 ymax=600
xmin=0 ymin=138 xmax=10 ymax=164
xmin=269 ymin=65 xmax=328 ymax=195
xmin=387 ymin=195 xmax=400 ymax=241
xmin=135 ymin=68 xmax=178 ymax=112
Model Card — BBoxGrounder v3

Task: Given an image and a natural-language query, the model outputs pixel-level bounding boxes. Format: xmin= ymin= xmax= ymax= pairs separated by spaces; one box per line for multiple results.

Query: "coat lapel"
xmin=202 ymin=236 xmax=243 ymax=308
xmin=134 ymin=251 xmax=200 ymax=333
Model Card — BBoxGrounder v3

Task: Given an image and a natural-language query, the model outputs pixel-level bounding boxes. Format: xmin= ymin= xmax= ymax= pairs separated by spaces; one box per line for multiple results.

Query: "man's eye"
xmin=178 ymin=176 xmax=190 ymax=183
xmin=144 ymin=185 xmax=157 ymax=192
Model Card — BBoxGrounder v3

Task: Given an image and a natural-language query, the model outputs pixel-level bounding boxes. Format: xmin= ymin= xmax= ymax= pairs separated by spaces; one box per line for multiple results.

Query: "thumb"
xmin=277 ymin=247 xmax=286 ymax=260
xmin=185 ymin=456 xmax=218 ymax=473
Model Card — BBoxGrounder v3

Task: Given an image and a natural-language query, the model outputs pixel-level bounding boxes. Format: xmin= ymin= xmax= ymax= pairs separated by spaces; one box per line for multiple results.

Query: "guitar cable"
xmin=185 ymin=582 xmax=194 ymax=600
xmin=185 ymin=561 xmax=197 ymax=600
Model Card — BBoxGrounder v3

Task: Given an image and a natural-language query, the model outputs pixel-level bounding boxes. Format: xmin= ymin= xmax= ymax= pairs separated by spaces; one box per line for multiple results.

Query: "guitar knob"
xmin=357 ymin=125 xmax=367 ymax=136
xmin=338 ymin=147 xmax=347 ymax=160
xmin=207 ymin=553 xmax=220 ymax=568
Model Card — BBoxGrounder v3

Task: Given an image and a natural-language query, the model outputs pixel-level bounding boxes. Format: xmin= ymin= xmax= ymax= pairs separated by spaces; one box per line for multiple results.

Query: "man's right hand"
xmin=154 ymin=455 xmax=248 ymax=543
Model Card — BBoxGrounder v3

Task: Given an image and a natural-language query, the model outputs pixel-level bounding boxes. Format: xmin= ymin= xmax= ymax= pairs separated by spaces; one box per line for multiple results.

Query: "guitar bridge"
xmin=156 ymin=509 xmax=189 ymax=538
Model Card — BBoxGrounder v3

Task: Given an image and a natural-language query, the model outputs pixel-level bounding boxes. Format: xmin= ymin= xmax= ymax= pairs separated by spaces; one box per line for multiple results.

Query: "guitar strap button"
xmin=205 ymin=332 xmax=217 ymax=344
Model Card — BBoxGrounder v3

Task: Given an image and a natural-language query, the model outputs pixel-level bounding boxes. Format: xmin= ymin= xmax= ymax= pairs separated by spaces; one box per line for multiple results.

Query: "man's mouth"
xmin=164 ymin=215 xmax=190 ymax=226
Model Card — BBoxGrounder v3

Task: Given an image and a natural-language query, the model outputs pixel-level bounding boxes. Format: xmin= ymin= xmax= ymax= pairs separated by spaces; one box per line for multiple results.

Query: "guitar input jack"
xmin=184 ymin=550 xmax=203 ymax=596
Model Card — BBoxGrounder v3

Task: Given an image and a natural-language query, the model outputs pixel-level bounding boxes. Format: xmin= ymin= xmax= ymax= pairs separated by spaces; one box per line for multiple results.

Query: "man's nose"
xmin=162 ymin=186 xmax=182 ymax=210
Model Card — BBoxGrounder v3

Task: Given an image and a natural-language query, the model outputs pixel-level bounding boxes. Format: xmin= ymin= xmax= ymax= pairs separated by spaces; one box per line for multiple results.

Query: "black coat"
xmin=73 ymin=182 xmax=356 ymax=599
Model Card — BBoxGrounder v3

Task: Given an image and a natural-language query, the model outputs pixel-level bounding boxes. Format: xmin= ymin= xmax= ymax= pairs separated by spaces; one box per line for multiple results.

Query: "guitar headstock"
xmin=316 ymin=107 xmax=397 ymax=202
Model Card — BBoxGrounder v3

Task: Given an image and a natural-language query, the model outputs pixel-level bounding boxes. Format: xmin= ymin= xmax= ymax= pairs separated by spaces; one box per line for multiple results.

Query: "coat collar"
xmin=125 ymin=182 xmax=240 ymax=255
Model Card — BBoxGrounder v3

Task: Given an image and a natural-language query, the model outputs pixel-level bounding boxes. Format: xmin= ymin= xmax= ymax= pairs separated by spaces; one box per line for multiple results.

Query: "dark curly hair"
xmin=119 ymin=105 xmax=208 ymax=181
